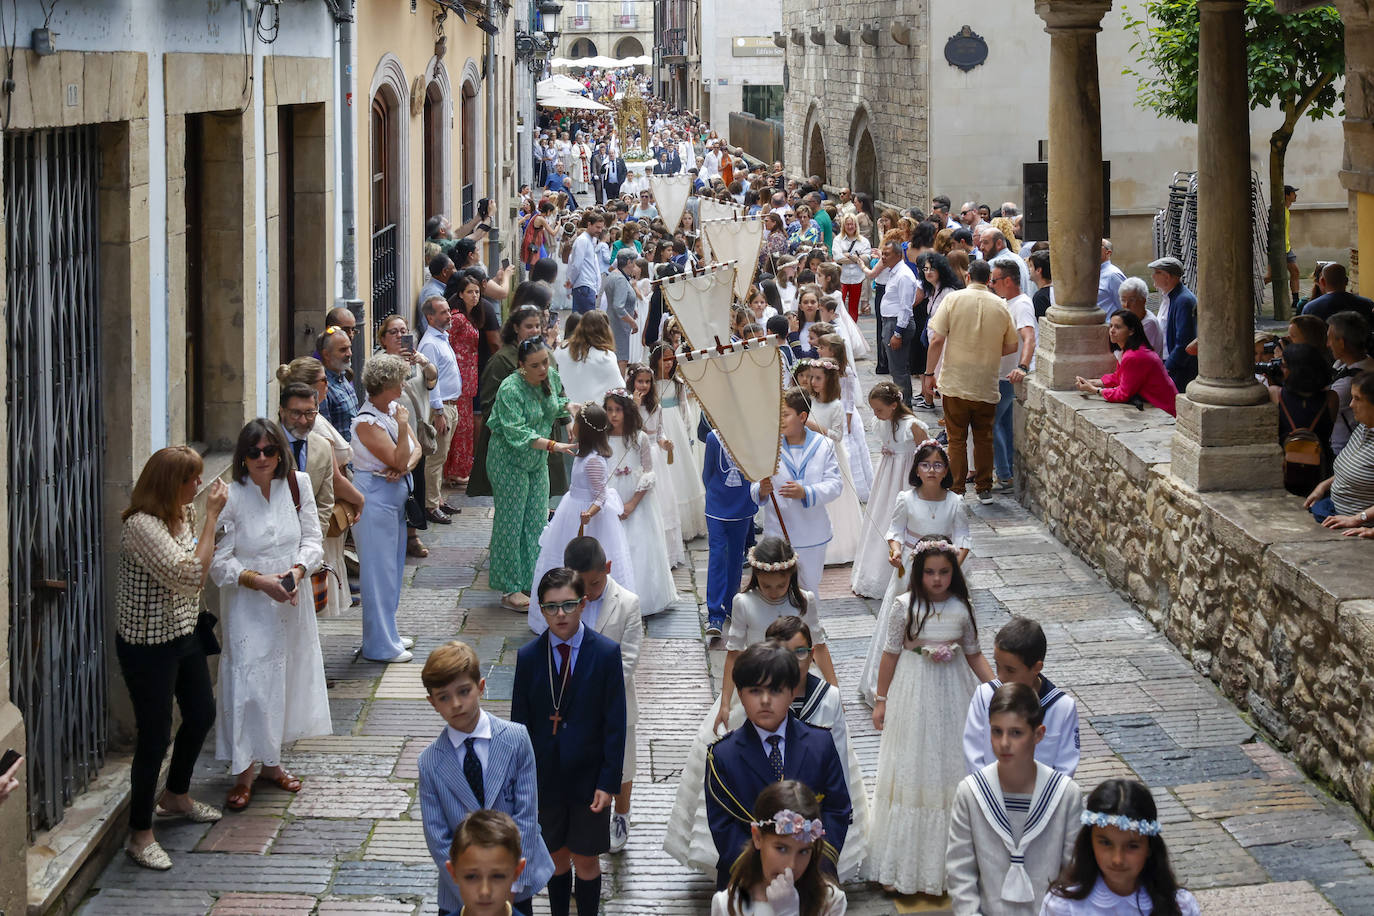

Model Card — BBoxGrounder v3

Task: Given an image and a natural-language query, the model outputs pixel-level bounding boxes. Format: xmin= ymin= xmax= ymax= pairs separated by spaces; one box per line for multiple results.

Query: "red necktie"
xmin=556 ymin=642 xmax=572 ymax=676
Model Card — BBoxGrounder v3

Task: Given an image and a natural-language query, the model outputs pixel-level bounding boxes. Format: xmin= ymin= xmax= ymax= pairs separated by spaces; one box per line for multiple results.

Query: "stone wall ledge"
xmin=1018 ymin=379 xmax=1374 ymax=821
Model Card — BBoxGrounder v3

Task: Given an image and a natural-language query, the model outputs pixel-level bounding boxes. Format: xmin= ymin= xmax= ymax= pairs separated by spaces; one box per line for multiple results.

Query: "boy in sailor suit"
xmin=946 ymin=683 xmax=1082 ymax=916
xmin=705 ymin=642 xmax=852 ymax=890
xmin=963 ymin=617 xmax=1081 ymax=776
xmin=418 ymin=641 xmax=554 ymax=916
xmin=750 ymin=387 xmax=843 ymax=595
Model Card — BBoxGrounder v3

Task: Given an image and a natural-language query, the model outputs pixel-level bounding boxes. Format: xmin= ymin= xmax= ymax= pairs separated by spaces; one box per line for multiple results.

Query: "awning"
xmin=551 ymin=55 xmax=652 ymax=69
xmin=536 ymin=92 xmax=612 ymax=111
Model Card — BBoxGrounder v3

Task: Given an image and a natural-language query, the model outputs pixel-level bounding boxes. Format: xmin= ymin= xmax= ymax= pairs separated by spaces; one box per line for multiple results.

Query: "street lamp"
xmin=537 ymin=0 xmax=562 ymax=40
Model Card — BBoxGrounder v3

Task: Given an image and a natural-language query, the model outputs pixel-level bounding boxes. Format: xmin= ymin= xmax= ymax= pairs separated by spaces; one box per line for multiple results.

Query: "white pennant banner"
xmin=703 ymin=216 xmax=765 ymax=303
xmin=697 ymin=197 xmax=744 ymax=227
xmin=660 ymin=262 xmax=738 ymax=351
xmin=676 ymin=338 xmax=783 ymax=482
xmin=648 ymin=174 xmax=693 ymax=234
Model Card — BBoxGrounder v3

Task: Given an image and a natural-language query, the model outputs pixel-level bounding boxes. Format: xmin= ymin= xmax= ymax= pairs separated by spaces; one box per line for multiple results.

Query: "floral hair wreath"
xmin=812 ymin=357 xmax=839 ymax=373
xmin=916 ymin=438 xmax=943 ymax=451
xmin=577 ymin=403 xmax=609 ymax=432
xmin=754 ymin=809 xmax=825 ymax=844
xmin=605 ymin=387 xmax=631 ymax=399
xmin=913 ymin=537 xmax=955 ymax=555
xmin=747 ymin=546 xmax=797 ymax=572
xmin=1080 ymin=810 xmax=1162 ymax=837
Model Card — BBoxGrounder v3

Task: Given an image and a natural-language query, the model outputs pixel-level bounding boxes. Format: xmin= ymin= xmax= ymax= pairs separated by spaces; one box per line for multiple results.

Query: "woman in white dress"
xmin=859 ymin=440 xmax=971 ymax=705
xmin=627 ymin=257 xmax=651 ymax=366
xmin=801 ymin=359 xmax=864 ymax=566
xmin=553 ymin=310 xmax=625 ymax=404
xmin=211 ymin=419 xmax=330 ymax=811
xmin=851 ymin=382 xmax=925 ymax=598
xmin=629 ymin=363 xmax=685 ymax=566
xmin=275 ymin=356 xmax=364 ymax=617
xmin=652 ymin=342 xmax=707 ymax=540
xmin=603 ymin=389 xmax=679 ymax=615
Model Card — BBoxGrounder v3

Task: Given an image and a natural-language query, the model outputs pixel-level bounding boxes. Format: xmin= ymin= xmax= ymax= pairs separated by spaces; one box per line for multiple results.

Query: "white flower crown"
xmin=1080 ymin=810 xmax=1162 ymax=837
xmin=747 ymin=546 xmax=797 ymax=572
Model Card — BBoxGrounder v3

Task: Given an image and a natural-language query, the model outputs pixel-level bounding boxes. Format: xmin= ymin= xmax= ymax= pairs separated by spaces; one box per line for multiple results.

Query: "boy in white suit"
xmin=419 ymin=641 xmax=554 ymax=916
xmin=553 ymin=536 xmax=643 ymax=854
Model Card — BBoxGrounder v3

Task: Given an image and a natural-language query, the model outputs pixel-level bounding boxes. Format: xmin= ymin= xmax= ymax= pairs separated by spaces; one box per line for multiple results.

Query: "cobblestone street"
xmin=78 ymin=319 xmax=1374 ymax=915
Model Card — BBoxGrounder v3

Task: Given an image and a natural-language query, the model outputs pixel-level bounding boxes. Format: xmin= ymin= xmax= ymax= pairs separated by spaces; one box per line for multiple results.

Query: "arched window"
xmin=461 ymin=79 xmax=478 ymax=221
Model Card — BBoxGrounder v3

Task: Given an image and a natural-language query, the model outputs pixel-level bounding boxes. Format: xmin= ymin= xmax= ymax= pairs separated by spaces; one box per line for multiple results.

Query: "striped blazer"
xmin=417 ymin=713 xmax=555 ymax=912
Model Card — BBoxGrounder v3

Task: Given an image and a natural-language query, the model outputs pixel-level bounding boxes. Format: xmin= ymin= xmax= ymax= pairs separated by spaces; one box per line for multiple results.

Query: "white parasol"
xmin=536 ymin=92 xmax=611 ymax=111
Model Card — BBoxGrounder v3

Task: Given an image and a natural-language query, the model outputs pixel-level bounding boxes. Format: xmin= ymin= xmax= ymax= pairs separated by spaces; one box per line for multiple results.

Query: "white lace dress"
xmin=851 ymin=415 xmax=924 ymax=598
xmin=866 ymin=595 xmax=982 ymax=895
xmin=640 ymin=402 xmax=686 ymax=566
xmin=808 ymin=397 xmax=864 ymax=565
xmin=710 ymin=884 xmax=848 ymax=916
xmin=531 ymin=454 xmax=635 ymax=613
xmin=658 ymin=379 xmax=707 ymax=540
xmin=210 ymin=473 xmax=331 ymax=773
xmin=607 ymin=431 xmax=679 ymax=615
xmin=859 ymin=489 xmax=971 ymax=704
xmin=840 ymin=369 xmax=875 ymax=502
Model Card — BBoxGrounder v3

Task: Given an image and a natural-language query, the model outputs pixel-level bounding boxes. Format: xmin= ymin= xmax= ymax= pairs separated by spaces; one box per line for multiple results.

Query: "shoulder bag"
xmin=286 ymin=470 xmax=337 ymax=614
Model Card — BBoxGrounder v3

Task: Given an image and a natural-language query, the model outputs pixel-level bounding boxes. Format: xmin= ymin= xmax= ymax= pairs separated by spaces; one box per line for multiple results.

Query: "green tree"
xmin=1124 ymin=0 xmax=1343 ymax=318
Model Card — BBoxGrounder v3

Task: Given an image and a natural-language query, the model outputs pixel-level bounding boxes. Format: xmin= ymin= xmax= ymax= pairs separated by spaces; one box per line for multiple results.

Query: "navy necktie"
xmin=463 ymin=737 xmax=485 ymax=807
xmin=291 ymin=438 xmax=305 ymax=472
xmin=766 ymin=735 xmax=784 ymax=782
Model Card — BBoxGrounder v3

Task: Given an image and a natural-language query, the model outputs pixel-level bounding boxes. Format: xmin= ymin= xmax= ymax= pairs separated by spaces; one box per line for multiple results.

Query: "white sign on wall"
xmin=732 ymin=36 xmax=783 ymax=57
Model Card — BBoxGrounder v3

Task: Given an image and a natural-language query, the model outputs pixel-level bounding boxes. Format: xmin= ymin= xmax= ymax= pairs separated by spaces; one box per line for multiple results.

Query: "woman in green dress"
xmin=485 ymin=336 xmax=578 ymax=610
xmin=467 ymin=303 xmax=569 ymax=498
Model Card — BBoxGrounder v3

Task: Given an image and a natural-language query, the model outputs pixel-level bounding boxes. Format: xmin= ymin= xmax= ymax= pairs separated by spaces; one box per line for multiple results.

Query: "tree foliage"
xmin=1123 ymin=0 xmax=1344 ymax=125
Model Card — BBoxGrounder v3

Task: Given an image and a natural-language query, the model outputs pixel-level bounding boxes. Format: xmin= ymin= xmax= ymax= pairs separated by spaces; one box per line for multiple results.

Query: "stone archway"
xmin=848 ymin=106 xmax=878 ymax=202
xmin=614 ymin=36 xmax=645 ymax=59
xmin=803 ymin=103 xmax=827 ymax=184
xmin=568 ymin=37 xmax=598 ymax=58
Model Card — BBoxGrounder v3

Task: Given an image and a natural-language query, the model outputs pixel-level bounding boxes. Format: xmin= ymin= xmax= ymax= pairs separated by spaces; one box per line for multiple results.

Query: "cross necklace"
xmin=547 ymin=641 xmax=573 ymax=735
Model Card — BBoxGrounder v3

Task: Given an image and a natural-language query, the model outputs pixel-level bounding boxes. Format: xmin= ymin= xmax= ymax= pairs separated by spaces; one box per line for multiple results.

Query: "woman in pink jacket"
xmin=1075 ymin=310 xmax=1178 ymax=415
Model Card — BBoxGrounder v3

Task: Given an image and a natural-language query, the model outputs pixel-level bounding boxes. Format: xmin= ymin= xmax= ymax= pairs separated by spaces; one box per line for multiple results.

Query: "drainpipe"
xmin=486 ymin=0 xmax=501 ymax=276
xmin=337 ymin=3 xmax=358 ymax=300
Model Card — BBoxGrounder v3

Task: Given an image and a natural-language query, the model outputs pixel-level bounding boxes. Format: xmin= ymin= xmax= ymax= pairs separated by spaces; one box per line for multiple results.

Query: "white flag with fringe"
xmin=659 ymin=262 xmax=737 ymax=351
xmin=648 ymin=174 xmax=693 ymax=234
xmin=703 ymin=216 xmax=765 ymax=303
xmin=675 ymin=336 xmax=783 ymax=482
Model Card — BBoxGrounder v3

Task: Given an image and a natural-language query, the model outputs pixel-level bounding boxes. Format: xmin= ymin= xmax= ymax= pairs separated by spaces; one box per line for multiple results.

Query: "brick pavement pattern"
xmin=79 ymin=315 xmax=1374 ymax=914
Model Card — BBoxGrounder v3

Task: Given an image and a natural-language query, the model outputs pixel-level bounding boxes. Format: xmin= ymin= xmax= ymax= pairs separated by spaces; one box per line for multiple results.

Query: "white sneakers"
xmin=610 ymin=812 xmax=630 ymax=853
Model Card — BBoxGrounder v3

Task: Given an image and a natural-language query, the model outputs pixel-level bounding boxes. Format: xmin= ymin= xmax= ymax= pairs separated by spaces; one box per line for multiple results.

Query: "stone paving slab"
xmin=364 ymin=819 xmax=432 ymax=863
xmin=197 ymin=816 xmax=282 ymax=854
xmin=270 ymin=818 xmax=375 ymax=857
xmin=93 ymin=853 xmax=334 ymax=893
xmin=288 ymin=776 xmax=412 ymax=819
xmin=209 ymin=891 xmax=317 ymax=914
xmin=1194 ymin=881 xmax=1340 ymax=915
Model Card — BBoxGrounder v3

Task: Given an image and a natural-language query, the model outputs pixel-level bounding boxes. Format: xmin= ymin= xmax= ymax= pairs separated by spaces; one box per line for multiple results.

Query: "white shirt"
xmin=753 ymin=719 xmax=786 ymax=767
xmin=581 ymin=591 xmax=604 ymax=632
xmin=882 ymin=259 xmax=918 ymax=328
xmin=1141 ymin=312 xmax=1165 ymax=356
xmin=417 ymin=323 xmax=461 ymax=406
xmin=568 ymin=232 xmax=602 ymax=291
xmin=550 ymin=621 xmax=586 ymax=674
xmin=444 ymin=709 xmax=493 ymax=770
xmin=999 ymin=292 xmax=1038 ymax=377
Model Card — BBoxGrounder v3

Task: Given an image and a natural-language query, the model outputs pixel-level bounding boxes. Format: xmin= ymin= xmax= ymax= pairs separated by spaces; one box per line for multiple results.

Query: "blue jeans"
xmin=706 ymin=516 xmax=752 ymax=625
xmin=355 ymin=473 xmax=407 ymax=661
xmin=880 ymin=316 xmax=915 ymax=405
xmin=1309 ymin=496 xmax=1336 ymax=522
xmin=571 ymin=285 xmax=598 ymax=313
xmin=994 ymin=379 xmax=1016 ymax=481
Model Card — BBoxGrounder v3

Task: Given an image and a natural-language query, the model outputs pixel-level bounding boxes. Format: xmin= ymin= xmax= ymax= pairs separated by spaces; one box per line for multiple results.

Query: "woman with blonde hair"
xmin=554 ymin=307 xmax=626 ymax=403
xmin=376 ymin=313 xmax=440 ymax=557
xmin=275 ymin=356 xmax=365 ymax=615
xmin=117 ymin=447 xmax=229 ymax=869
xmin=832 ymin=213 xmax=872 ymax=323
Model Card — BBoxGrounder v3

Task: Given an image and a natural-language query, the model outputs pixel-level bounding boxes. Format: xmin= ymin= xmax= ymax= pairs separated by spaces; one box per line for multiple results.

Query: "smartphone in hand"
xmin=0 ymin=749 xmax=19 ymax=773
xmin=280 ymin=573 xmax=297 ymax=594
xmin=400 ymin=333 xmax=415 ymax=352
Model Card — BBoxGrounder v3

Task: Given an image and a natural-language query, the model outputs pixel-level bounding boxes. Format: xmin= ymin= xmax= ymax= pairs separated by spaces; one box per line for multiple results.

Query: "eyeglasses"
xmin=246 ymin=445 xmax=281 ymax=460
xmin=539 ymin=600 xmax=582 ymax=616
xmin=326 ymin=325 xmax=357 ymax=338
xmin=918 ymin=461 xmax=947 ymax=472
xmin=285 ymin=408 xmax=319 ymax=421
xmin=788 ymin=646 xmax=812 ymax=658
xmin=382 ymin=327 xmax=406 ymax=336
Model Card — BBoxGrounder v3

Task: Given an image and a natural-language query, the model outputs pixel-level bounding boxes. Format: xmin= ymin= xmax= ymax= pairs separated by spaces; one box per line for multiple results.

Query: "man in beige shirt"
xmin=922 ymin=259 xmax=1019 ymax=503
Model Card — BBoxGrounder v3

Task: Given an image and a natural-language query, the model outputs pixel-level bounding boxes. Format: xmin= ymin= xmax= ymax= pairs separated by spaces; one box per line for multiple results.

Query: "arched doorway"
xmin=568 ymin=37 xmax=598 ymax=58
xmin=852 ymin=128 xmax=877 ymax=202
xmin=423 ymin=82 xmax=445 ymax=221
xmin=806 ymin=120 xmax=827 ymax=184
xmin=460 ymin=78 xmax=478 ymax=221
xmin=371 ymin=85 xmax=403 ymax=328
xmin=614 ymin=36 xmax=645 ymax=59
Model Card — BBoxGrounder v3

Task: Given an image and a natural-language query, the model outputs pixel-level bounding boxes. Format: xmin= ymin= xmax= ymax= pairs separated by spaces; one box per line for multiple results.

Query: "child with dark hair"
xmin=946 ymin=683 xmax=1083 ymax=916
xmin=859 ymin=439 xmax=971 ymax=704
xmin=603 ymin=388 xmax=678 ymax=615
xmin=702 ymin=643 xmax=852 ymax=889
xmin=852 ymin=382 xmax=928 ymax=598
xmin=652 ymin=341 xmax=708 ymax=541
xmin=627 ymin=362 xmax=685 ymax=567
xmin=1041 ymin=780 xmax=1198 ymax=916
xmin=800 ymin=357 xmax=864 ymax=565
xmin=511 ymin=568 xmax=627 ymax=916
xmin=867 ymin=539 xmax=993 ymax=895
xmin=712 ymin=781 xmax=846 ymax=916
xmin=817 ymin=333 xmax=874 ymax=502
xmin=964 ymin=616 xmax=1081 ymax=776
xmin=530 ymin=405 xmax=636 ymax=613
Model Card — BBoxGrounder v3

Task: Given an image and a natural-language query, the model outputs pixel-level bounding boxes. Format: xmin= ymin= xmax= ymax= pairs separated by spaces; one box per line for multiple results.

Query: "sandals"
xmin=225 ymin=783 xmax=252 ymax=811
xmin=259 ymin=769 xmax=303 ymax=793
xmin=407 ymin=536 xmax=429 ymax=558
xmin=500 ymin=592 xmax=530 ymax=611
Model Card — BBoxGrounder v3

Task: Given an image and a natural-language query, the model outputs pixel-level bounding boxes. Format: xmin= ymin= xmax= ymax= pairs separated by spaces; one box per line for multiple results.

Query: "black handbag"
xmin=404 ymin=475 xmax=427 ymax=529
xmin=195 ymin=610 xmax=221 ymax=655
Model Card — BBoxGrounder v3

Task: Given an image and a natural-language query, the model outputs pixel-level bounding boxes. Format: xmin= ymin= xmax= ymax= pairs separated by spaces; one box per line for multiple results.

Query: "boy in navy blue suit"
xmin=704 ymin=641 xmax=852 ymax=888
xmin=418 ymin=641 xmax=553 ymax=916
xmin=512 ymin=568 xmax=627 ymax=916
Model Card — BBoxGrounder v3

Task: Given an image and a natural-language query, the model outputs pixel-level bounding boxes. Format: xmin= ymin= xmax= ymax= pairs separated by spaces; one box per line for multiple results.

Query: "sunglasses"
xmin=539 ymin=600 xmax=582 ymax=616
xmin=787 ymin=646 xmax=812 ymax=658
xmin=246 ymin=445 xmax=280 ymax=460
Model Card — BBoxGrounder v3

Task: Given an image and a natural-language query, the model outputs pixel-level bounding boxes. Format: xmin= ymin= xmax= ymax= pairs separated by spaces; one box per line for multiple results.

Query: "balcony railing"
xmin=614 ymin=13 xmax=637 ymax=28
xmin=569 ymin=15 xmax=591 ymax=29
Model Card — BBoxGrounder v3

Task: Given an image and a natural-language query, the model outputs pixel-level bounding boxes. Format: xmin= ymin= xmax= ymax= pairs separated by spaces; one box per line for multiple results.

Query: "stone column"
xmin=1171 ymin=0 xmax=1282 ymax=490
xmin=1032 ymin=0 xmax=1116 ymax=388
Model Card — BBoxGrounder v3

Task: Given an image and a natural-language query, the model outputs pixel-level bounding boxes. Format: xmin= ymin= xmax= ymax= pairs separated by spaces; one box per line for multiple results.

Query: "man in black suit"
xmin=603 ymin=152 xmax=628 ymax=202
xmin=512 ymin=568 xmax=626 ymax=916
